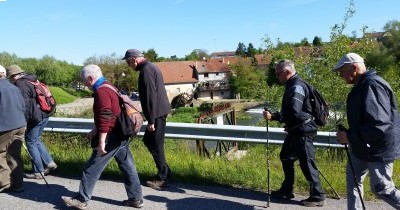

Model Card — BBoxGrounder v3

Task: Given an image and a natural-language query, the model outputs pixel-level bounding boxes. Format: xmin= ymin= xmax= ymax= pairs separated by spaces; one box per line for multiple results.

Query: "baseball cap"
xmin=332 ymin=53 xmax=364 ymax=72
xmin=121 ymin=49 xmax=144 ymax=60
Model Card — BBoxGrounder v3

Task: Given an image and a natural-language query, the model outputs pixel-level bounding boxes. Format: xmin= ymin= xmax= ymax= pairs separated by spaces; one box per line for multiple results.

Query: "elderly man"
xmin=0 ymin=65 xmax=27 ymax=193
xmin=263 ymin=59 xmax=325 ymax=207
xmin=62 ymin=64 xmax=143 ymax=209
xmin=123 ymin=49 xmax=172 ymax=190
xmin=333 ymin=53 xmax=400 ymax=210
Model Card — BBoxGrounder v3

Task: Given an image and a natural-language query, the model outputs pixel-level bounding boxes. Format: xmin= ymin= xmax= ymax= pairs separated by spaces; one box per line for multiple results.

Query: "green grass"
xmin=23 ymin=132 xmax=400 ymax=201
xmin=49 ymin=86 xmax=77 ymax=104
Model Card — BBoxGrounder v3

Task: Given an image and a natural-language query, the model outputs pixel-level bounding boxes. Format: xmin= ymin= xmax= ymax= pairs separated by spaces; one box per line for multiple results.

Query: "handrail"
xmin=44 ymin=117 xmax=343 ymax=148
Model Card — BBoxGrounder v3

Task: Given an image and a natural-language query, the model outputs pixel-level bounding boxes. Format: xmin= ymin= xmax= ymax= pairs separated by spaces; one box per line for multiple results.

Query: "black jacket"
xmin=346 ymin=70 xmax=400 ymax=162
xmin=14 ymin=73 xmax=49 ymax=128
xmin=137 ymin=60 xmax=171 ymax=124
xmin=272 ymin=74 xmax=317 ymax=136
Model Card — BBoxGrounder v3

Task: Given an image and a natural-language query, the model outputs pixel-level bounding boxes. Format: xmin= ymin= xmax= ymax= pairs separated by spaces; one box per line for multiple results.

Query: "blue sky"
xmin=1 ymin=0 xmax=399 ymax=65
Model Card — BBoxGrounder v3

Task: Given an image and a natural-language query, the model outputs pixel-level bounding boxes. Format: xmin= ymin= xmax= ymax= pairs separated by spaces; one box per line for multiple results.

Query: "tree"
xmin=300 ymin=37 xmax=310 ymax=46
xmin=235 ymin=42 xmax=247 ymax=57
xmin=144 ymin=48 xmax=158 ymax=62
xmin=312 ymin=36 xmax=323 ymax=46
xmin=185 ymin=49 xmax=208 ymax=61
xmin=382 ymin=20 xmax=400 ymax=62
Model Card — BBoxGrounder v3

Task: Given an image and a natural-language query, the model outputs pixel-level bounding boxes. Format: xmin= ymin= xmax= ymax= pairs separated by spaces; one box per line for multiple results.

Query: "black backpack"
xmin=305 ymin=82 xmax=329 ymax=126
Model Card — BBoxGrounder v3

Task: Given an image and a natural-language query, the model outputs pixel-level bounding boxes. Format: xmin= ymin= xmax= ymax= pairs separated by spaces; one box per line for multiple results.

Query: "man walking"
xmin=0 ymin=65 xmax=27 ymax=193
xmin=123 ymin=49 xmax=172 ymax=190
xmin=263 ymin=59 xmax=325 ymax=207
xmin=333 ymin=53 xmax=400 ymax=210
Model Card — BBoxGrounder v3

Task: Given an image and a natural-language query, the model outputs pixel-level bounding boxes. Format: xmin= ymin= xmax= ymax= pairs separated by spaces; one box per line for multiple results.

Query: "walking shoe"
xmin=24 ymin=172 xmax=43 ymax=179
xmin=146 ymin=179 xmax=169 ymax=190
xmin=301 ymin=197 xmax=325 ymax=207
xmin=122 ymin=199 xmax=144 ymax=208
xmin=44 ymin=162 xmax=58 ymax=175
xmin=62 ymin=196 xmax=88 ymax=210
xmin=270 ymin=190 xmax=295 ymax=199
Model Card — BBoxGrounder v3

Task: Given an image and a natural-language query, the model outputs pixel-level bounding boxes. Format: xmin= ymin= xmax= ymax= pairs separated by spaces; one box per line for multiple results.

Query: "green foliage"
xmin=168 ymin=107 xmax=199 ymax=123
xmin=143 ymin=48 xmax=159 ymax=62
xmin=184 ymin=49 xmax=209 ymax=61
xmin=49 ymin=86 xmax=77 ymax=104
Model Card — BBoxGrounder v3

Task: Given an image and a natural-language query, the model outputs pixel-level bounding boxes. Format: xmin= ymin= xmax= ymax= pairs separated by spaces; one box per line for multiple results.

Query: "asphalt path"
xmin=0 ymin=175 xmax=394 ymax=210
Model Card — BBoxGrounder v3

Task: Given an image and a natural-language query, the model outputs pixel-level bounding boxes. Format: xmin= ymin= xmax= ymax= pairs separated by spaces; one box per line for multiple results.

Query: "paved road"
xmin=0 ymin=175 xmax=393 ymax=210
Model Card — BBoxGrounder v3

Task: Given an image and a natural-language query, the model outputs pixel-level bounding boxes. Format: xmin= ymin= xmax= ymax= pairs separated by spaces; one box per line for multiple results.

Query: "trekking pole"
xmin=22 ymin=144 xmax=49 ymax=187
xmin=264 ymin=108 xmax=271 ymax=207
xmin=317 ymin=168 xmax=340 ymax=199
xmin=337 ymin=124 xmax=366 ymax=210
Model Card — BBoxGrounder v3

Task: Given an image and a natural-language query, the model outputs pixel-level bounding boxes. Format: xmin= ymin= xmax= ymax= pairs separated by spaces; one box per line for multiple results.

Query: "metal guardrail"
xmin=45 ymin=117 xmax=343 ymax=148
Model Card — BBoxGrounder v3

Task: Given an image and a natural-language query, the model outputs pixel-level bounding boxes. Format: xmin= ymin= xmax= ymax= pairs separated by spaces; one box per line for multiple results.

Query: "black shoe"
xmin=301 ymin=197 xmax=325 ymax=207
xmin=122 ymin=199 xmax=144 ymax=208
xmin=146 ymin=179 xmax=169 ymax=190
xmin=270 ymin=190 xmax=295 ymax=199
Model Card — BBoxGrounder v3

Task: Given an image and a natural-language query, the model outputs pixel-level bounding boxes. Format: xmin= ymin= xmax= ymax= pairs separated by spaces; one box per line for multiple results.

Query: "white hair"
xmin=275 ymin=59 xmax=296 ymax=73
xmin=80 ymin=64 xmax=103 ymax=81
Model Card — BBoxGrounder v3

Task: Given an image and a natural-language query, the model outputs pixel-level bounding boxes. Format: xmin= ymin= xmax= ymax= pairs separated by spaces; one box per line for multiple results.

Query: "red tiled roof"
xmin=195 ymin=60 xmax=231 ymax=73
xmin=155 ymin=61 xmax=198 ymax=84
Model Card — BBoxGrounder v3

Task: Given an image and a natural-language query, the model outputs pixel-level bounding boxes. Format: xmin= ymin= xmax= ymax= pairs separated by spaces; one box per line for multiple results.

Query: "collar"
xmin=92 ymin=77 xmax=106 ymax=91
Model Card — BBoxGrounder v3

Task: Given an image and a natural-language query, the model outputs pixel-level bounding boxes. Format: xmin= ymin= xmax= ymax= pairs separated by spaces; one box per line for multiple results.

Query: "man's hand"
xmin=263 ymin=110 xmax=272 ymax=120
xmin=96 ymin=132 xmax=108 ymax=156
xmin=147 ymin=123 xmax=155 ymax=132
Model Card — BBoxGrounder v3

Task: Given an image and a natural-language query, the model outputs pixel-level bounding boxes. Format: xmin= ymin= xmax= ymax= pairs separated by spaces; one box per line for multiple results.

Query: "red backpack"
xmin=28 ymin=80 xmax=56 ymax=115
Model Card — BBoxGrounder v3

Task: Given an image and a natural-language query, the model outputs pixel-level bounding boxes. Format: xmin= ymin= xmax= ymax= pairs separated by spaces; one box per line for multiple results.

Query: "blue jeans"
xmin=347 ymin=152 xmax=400 ymax=210
xmin=25 ymin=117 xmax=54 ymax=173
xmin=77 ymin=136 xmax=142 ymax=202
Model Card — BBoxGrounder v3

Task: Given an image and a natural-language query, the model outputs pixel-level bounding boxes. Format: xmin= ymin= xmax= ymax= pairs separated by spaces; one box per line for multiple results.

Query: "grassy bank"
xmin=24 ymin=132 xmax=400 ymax=201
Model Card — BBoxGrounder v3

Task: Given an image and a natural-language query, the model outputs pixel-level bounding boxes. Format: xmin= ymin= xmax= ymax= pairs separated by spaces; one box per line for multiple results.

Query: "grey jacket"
xmin=346 ymin=70 xmax=400 ymax=162
xmin=0 ymin=79 xmax=27 ymax=132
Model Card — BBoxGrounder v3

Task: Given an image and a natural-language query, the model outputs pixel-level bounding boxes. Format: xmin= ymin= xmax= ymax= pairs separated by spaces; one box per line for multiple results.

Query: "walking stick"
xmin=317 ymin=168 xmax=340 ymax=199
xmin=337 ymin=124 xmax=366 ymax=210
xmin=22 ymin=144 xmax=50 ymax=187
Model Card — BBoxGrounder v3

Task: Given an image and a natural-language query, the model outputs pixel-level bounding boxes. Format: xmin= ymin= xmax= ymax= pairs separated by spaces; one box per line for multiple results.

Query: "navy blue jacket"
xmin=0 ymin=79 xmax=27 ymax=132
xmin=137 ymin=60 xmax=171 ymax=124
xmin=272 ymin=74 xmax=317 ymax=136
xmin=346 ymin=70 xmax=400 ymax=162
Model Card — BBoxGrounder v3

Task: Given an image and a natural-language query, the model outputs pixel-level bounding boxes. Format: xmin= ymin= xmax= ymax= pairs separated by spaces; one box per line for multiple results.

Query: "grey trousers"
xmin=347 ymin=152 xmax=400 ymax=210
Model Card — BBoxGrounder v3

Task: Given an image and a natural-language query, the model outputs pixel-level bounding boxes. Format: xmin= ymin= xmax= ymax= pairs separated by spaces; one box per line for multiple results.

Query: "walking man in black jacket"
xmin=263 ymin=59 xmax=325 ymax=207
xmin=333 ymin=53 xmax=400 ymax=210
xmin=123 ymin=49 xmax=172 ymax=190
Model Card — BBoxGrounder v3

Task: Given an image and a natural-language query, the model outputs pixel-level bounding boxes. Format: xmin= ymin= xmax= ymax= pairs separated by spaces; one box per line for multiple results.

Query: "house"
xmin=194 ymin=59 xmax=231 ymax=100
xmin=155 ymin=61 xmax=198 ymax=102
xmin=155 ymin=59 xmax=232 ymax=102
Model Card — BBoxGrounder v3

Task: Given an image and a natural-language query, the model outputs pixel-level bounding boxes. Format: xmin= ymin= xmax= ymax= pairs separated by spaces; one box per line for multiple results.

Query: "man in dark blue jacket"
xmin=334 ymin=53 xmax=400 ymax=210
xmin=123 ymin=49 xmax=172 ymax=190
xmin=0 ymin=65 xmax=27 ymax=192
xmin=263 ymin=59 xmax=325 ymax=207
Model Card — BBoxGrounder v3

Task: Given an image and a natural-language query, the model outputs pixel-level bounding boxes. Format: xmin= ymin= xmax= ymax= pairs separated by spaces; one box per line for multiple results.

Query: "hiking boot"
xmin=62 ymin=196 xmax=88 ymax=210
xmin=270 ymin=190 xmax=295 ymax=199
xmin=44 ymin=162 xmax=58 ymax=175
xmin=146 ymin=179 xmax=169 ymax=190
xmin=122 ymin=199 xmax=144 ymax=208
xmin=24 ymin=173 xmax=43 ymax=179
xmin=301 ymin=197 xmax=325 ymax=207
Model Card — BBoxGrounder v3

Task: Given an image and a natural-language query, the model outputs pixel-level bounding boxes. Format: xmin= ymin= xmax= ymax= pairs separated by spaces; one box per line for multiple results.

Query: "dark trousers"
xmin=279 ymin=135 xmax=325 ymax=200
xmin=143 ymin=115 xmax=171 ymax=181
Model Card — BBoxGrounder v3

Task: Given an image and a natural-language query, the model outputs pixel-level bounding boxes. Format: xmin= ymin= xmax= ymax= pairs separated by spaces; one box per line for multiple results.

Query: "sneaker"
xmin=24 ymin=173 xmax=43 ymax=179
xmin=44 ymin=162 xmax=58 ymax=175
xmin=146 ymin=179 xmax=169 ymax=190
xmin=270 ymin=190 xmax=295 ymax=199
xmin=122 ymin=199 xmax=144 ymax=208
xmin=301 ymin=197 xmax=325 ymax=207
xmin=62 ymin=196 xmax=88 ymax=210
